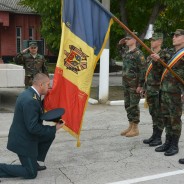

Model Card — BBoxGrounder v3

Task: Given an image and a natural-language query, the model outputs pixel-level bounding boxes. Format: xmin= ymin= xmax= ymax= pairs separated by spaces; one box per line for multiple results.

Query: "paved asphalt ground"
xmin=0 ymin=74 xmax=184 ymax=184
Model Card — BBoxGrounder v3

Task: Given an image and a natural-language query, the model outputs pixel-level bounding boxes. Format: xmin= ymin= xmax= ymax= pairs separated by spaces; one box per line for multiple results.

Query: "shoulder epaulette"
xmin=33 ymin=93 xmax=38 ymax=100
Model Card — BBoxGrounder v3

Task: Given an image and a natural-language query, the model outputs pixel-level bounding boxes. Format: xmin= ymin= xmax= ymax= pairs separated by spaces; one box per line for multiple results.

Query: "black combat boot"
xmin=155 ymin=135 xmax=172 ymax=152
xmin=149 ymin=128 xmax=162 ymax=147
xmin=143 ymin=127 xmax=157 ymax=144
xmin=164 ymin=135 xmax=179 ymax=156
xmin=179 ymin=158 xmax=184 ymax=164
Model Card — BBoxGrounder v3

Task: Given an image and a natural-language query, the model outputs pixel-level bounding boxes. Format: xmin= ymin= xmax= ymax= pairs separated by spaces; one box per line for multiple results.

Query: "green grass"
xmin=47 ymin=63 xmax=56 ymax=73
xmin=90 ymin=86 xmax=124 ymax=100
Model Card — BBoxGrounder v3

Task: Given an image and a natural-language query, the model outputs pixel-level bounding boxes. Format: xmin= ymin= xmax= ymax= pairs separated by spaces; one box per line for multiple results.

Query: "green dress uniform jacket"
xmin=0 ymin=87 xmax=56 ymax=179
xmin=7 ymin=87 xmax=56 ymax=158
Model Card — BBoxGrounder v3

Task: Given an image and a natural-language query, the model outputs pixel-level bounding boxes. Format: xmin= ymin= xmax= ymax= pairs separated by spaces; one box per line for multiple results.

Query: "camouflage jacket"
xmin=14 ymin=52 xmax=48 ymax=77
xmin=161 ymin=48 xmax=184 ymax=94
xmin=145 ymin=48 xmax=173 ymax=92
xmin=121 ymin=47 xmax=146 ymax=89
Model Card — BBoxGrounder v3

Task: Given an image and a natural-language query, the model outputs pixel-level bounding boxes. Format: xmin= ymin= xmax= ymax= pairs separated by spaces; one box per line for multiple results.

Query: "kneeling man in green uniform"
xmin=0 ymin=73 xmax=64 ymax=179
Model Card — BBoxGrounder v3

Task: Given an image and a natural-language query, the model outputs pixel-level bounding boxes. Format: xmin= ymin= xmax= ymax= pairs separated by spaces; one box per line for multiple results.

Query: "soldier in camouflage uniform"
xmin=179 ymin=94 xmax=184 ymax=163
xmin=151 ymin=29 xmax=184 ymax=156
xmin=143 ymin=33 xmax=170 ymax=147
xmin=119 ymin=32 xmax=146 ymax=137
xmin=14 ymin=41 xmax=49 ymax=87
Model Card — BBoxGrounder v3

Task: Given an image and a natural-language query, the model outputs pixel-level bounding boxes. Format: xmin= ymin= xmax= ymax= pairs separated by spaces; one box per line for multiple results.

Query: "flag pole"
xmin=93 ymin=0 xmax=184 ymax=86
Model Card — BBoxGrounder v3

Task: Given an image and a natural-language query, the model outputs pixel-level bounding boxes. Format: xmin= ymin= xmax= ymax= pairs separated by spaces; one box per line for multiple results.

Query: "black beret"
xmin=41 ymin=108 xmax=65 ymax=122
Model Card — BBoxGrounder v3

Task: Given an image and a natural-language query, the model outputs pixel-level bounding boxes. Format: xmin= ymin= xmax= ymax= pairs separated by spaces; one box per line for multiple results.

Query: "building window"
xmin=16 ymin=27 xmax=22 ymax=53
xmin=29 ymin=27 xmax=34 ymax=40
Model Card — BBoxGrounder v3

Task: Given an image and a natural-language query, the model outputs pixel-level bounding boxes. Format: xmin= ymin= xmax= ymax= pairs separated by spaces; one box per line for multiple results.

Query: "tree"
xmin=20 ymin=0 xmax=184 ymax=59
xmin=110 ymin=0 xmax=184 ymax=59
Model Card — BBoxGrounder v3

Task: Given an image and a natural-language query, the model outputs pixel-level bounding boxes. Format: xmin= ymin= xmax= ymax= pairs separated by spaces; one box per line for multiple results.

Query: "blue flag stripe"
xmin=62 ymin=0 xmax=112 ymax=55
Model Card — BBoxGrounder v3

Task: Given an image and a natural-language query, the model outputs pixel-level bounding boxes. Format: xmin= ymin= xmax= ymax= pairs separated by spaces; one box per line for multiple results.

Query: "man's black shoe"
xmin=149 ymin=139 xmax=162 ymax=147
xmin=164 ymin=135 xmax=179 ymax=156
xmin=179 ymin=158 xmax=184 ymax=164
xmin=143 ymin=136 xmax=154 ymax=144
xmin=155 ymin=143 xmax=170 ymax=152
xmin=164 ymin=145 xmax=179 ymax=156
xmin=37 ymin=163 xmax=47 ymax=171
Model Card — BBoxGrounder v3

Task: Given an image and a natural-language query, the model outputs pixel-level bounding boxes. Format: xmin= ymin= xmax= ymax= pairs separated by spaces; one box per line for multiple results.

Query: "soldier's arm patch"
xmin=140 ymin=56 xmax=145 ymax=62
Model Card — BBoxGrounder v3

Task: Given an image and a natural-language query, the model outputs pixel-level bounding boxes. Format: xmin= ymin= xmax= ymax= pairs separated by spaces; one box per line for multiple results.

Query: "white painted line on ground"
xmin=108 ymin=99 xmax=145 ymax=106
xmin=89 ymin=98 xmax=145 ymax=106
xmin=107 ymin=169 xmax=184 ymax=184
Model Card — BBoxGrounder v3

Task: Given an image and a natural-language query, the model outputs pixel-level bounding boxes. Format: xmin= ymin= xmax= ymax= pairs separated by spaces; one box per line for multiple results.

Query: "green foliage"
xmin=110 ymin=0 xmax=184 ymax=59
xmin=124 ymin=0 xmax=153 ymax=32
xmin=154 ymin=1 xmax=184 ymax=49
xmin=20 ymin=0 xmax=184 ymax=60
xmin=110 ymin=0 xmax=124 ymax=60
xmin=47 ymin=63 xmax=56 ymax=73
xmin=110 ymin=0 xmax=154 ymax=59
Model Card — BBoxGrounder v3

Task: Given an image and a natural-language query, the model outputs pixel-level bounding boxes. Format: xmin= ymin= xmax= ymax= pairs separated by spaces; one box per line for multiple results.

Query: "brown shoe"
xmin=126 ymin=123 xmax=139 ymax=137
xmin=120 ymin=122 xmax=133 ymax=136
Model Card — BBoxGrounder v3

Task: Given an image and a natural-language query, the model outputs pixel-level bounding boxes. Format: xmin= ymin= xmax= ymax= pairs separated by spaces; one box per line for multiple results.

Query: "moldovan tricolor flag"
xmin=44 ymin=0 xmax=113 ymax=146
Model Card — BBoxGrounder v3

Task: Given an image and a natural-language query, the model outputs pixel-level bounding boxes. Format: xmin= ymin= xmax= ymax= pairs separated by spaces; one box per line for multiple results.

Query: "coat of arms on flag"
xmin=64 ymin=45 xmax=89 ymax=74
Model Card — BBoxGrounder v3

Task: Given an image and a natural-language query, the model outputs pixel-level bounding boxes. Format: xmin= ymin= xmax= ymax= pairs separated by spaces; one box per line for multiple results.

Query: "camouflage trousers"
xmin=146 ymin=91 xmax=164 ymax=131
xmin=25 ymin=75 xmax=33 ymax=87
xmin=160 ymin=91 xmax=182 ymax=137
xmin=124 ymin=87 xmax=140 ymax=124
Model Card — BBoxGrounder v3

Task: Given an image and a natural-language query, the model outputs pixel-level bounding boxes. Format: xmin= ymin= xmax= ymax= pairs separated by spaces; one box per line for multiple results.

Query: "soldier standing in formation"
xmin=151 ymin=29 xmax=184 ymax=156
xmin=119 ymin=32 xmax=146 ymax=137
xmin=14 ymin=41 xmax=49 ymax=87
xmin=143 ymin=33 xmax=171 ymax=147
xmin=179 ymin=94 xmax=184 ymax=163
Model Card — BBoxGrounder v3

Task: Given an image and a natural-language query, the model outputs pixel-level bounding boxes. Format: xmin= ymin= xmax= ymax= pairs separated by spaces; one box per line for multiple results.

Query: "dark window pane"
xmin=16 ymin=38 xmax=21 ymax=53
xmin=29 ymin=28 xmax=33 ymax=37
xmin=16 ymin=28 xmax=20 ymax=36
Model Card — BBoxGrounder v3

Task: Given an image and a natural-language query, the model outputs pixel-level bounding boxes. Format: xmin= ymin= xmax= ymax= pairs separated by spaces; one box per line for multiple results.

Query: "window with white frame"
xmin=29 ymin=27 xmax=34 ymax=40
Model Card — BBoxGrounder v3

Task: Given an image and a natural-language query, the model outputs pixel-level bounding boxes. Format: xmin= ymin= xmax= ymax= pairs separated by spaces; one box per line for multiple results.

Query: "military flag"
xmin=44 ymin=0 xmax=113 ymax=146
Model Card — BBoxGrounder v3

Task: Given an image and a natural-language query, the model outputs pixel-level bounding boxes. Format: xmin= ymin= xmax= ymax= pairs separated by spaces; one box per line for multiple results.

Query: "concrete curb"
xmin=88 ymin=98 xmax=146 ymax=105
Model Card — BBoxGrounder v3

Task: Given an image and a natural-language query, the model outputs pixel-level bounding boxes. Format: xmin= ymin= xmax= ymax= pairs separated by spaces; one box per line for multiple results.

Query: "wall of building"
xmin=0 ymin=12 xmax=9 ymax=26
xmin=1 ymin=12 xmax=41 ymax=55
xmin=0 ymin=11 xmax=57 ymax=63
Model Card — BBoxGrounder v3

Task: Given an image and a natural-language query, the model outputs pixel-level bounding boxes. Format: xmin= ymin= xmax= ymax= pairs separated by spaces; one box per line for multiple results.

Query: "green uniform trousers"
xmin=0 ymin=134 xmax=54 ymax=179
xmin=124 ymin=87 xmax=140 ymax=123
xmin=160 ymin=91 xmax=182 ymax=137
xmin=146 ymin=91 xmax=164 ymax=131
